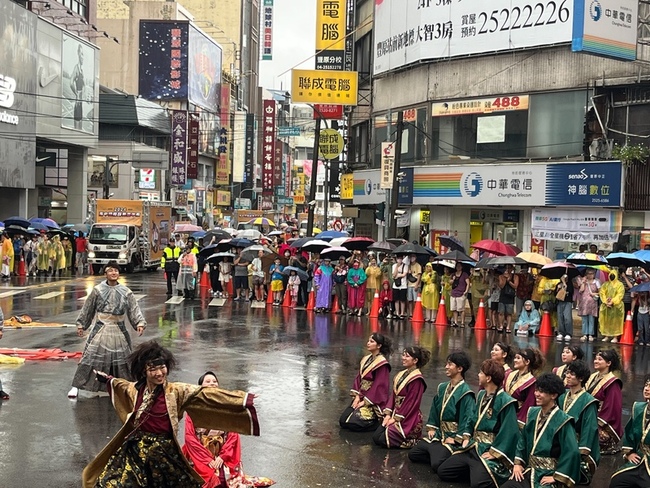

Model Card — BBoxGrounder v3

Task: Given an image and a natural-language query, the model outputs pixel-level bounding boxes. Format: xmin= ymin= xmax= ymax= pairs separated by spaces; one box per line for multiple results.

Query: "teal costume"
xmin=609 ymin=401 xmax=650 ymax=488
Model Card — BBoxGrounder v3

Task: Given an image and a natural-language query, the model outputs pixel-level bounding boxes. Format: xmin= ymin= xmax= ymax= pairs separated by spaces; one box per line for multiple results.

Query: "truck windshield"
xmin=89 ymin=225 xmax=128 ymax=244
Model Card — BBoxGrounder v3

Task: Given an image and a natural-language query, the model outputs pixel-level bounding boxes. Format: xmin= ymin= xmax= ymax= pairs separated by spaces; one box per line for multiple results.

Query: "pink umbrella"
xmin=471 ymin=239 xmax=517 ymax=257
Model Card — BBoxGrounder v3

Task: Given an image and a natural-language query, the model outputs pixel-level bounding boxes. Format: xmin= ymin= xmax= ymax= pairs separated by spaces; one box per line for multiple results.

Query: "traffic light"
xmin=375 ymin=202 xmax=385 ymax=222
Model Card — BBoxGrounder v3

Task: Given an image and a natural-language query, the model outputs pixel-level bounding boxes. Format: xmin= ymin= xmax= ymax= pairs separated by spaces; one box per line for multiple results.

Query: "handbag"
xmin=502 ymin=282 xmax=515 ymax=297
xmin=407 ymin=273 xmax=418 ymax=283
xmin=555 ymin=287 xmax=567 ymax=301
xmin=394 ymin=277 xmax=402 ymax=287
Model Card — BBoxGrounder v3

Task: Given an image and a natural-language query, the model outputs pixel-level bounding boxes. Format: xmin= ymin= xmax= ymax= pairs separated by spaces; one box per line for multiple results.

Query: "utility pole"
xmin=323 ymin=161 xmax=328 ymax=232
xmin=103 ymin=157 xmax=113 ymax=199
xmin=388 ymin=111 xmax=404 ymax=239
xmin=306 ymin=117 xmax=321 ymax=237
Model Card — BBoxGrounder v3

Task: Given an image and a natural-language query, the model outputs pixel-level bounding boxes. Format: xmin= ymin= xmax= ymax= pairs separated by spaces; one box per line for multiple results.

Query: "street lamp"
xmin=235 ymin=187 xmax=256 ymax=209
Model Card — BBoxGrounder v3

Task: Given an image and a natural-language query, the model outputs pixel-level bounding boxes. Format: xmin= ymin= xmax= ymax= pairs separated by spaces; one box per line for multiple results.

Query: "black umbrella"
xmin=4 ymin=216 xmax=30 ymax=229
xmin=392 ymin=242 xmax=431 ymax=256
xmin=3 ymin=225 xmax=28 ymax=236
xmin=205 ymin=252 xmax=236 ymax=263
xmin=203 ymin=229 xmax=233 ymax=245
xmin=342 ymin=237 xmax=375 ymax=251
xmin=320 ymin=246 xmax=352 ymax=261
xmin=433 ymin=249 xmax=475 ymax=262
xmin=484 ymin=256 xmax=527 ymax=267
xmin=539 ymin=262 xmax=580 ymax=280
xmin=290 ymin=237 xmax=315 ymax=249
xmin=386 ymin=238 xmax=407 ymax=246
xmin=282 ymin=266 xmax=309 ymax=281
xmin=229 ymin=238 xmax=253 ymax=248
xmin=198 ymin=244 xmax=220 ymax=258
xmin=437 ymin=235 xmax=466 ymax=253
xmin=368 ymin=240 xmax=397 ymax=253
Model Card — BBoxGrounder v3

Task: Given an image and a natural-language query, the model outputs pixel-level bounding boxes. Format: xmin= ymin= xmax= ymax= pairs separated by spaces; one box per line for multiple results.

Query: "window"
xmin=354 ymin=33 xmax=372 ymax=78
xmin=372 ymin=107 xmax=428 ymax=167
xmin=55 ymin=0 xmax=87 ymax=18
xmin=45 ymin=149 xmax=68 ymax=187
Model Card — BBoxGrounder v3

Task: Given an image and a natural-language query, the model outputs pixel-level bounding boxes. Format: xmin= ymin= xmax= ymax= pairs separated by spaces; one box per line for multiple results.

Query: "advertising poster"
xmin=262 ymin=100 xmax=276 ymax=194
xmin=170 ymin=110 xmax=188 ymax=185
xmin=62 ymin=34 xmax=95 ymax=134
xmin=188 ymin=25 xmax=222 ymax=113
xmin=149 ymin=205 xmax=171 ymax=259
xmin=96 ymin=200 xmax=144 ymax=225
xmin=262 ymin=0 xmax=274 ymax=60
xmin=187 ymin=114 xmax=199 ymax=179
xmin=315 ymin=0 xmax=346 ymax=70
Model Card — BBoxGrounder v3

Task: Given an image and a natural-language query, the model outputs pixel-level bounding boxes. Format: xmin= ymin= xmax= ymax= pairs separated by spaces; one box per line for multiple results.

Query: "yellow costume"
xmin=421 ymin=265 xmax=440 ymax=310
xmin=538 ymin=276 xmax=559 ymax=328
xmin=599 ymin=275 xmax=625 ymax=337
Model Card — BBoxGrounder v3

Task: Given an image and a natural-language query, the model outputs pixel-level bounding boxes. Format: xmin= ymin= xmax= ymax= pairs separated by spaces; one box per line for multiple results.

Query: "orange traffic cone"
xmin=369 ymin=292 xmax=380 ymax=318
xmin=412 ymin=294 xmax=424 ymax=322
xmin=621 ymin=343 xmax=633 ymax=373
xmin=18 ymin=256 xmax=25 ymax=277
xmin=282 ymin=288 xmax=292 ymax=307
xmin=306 ymin=290 xmax=315 ymax=311
xmin=475 ymin=328 xmax=486 ymax=352
xmin=370 ymin=317 xmax=379 ymax=333
xmin=266 ymin=286 xmax=274 ymax=305
xmin=435 ymin=298 xmax=448 ymax=326
xmin=227 ymin=279 xmax=234 ymax=298
xmin=538 ymin=311 xmax=553 ymax=337
xmin=200 ymin=267 xmax=210 ymax=288
xmin=620 ymin=312 xmax=635 ymax=345
xmin=331 ymin=295 xmax=340 ymax=314
xmin=474 ymin=299 xmax=487 ymax=330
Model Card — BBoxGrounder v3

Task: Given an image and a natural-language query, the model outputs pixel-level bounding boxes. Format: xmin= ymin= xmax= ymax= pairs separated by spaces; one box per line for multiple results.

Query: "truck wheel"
xmin=92 ymin=264 xmax=102 ymax=275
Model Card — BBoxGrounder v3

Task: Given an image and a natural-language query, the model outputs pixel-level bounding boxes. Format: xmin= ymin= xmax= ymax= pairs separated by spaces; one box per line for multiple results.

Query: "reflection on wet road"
xmin=0 ymin=274 xmax=642 ymax=487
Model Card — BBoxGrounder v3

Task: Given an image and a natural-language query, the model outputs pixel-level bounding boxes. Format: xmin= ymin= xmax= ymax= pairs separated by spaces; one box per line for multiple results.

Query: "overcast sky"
xmin=259 ymin=0 xmax=317 ymax=91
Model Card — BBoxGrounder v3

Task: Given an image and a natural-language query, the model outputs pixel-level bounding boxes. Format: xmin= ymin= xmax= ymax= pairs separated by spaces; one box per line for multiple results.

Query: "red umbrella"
xmin=342 ymin=237 xmax=375 ymax=251
xmin=471 ymin=239 xmax=517 ymax=257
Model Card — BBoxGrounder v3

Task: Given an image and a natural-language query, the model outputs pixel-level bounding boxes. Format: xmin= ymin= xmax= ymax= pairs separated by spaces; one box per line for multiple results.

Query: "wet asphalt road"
xmin=0 ymin=273 xmax=645 ymax=487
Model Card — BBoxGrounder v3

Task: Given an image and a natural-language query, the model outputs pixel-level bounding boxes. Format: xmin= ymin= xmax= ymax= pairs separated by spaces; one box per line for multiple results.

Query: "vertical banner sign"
xmin=273 ymin=139 xmax=283 ymax=186
xmin=262 ymin=100 xmax=276 ymax=195
xmin=216 ymin=128 xmax=229 ymax=185
xmin=262 ymin=0 xmax=274 ymax=61
xmin=329 ymin=160 xmax=340 ymax=202
xmin=232 ymin=112 xmax=247 ymax=183
xmin=170 ymin=110 xmax=188 ymax=186
xmin=244 ymin=114 xmax=255 ymax=189
xmin=380 ymin=142 xmax=395 ymax=189
xmin=187 ymin=114 xmax=199 ymax=180
xmin=315 ymin=0 xmax=346 ymax=70
xmin=530 ymin=237 xmax=546 ymax=256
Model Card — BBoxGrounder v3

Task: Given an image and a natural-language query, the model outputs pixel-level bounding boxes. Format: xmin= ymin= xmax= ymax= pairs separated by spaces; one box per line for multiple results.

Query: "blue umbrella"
xmin=316 ymin=230 xmax=349 ymax=241
xmin=192 ymin=230 xmax=206 ymax=239
xmin=5 ymin=216 xmax=30 ymax=229
xmin=228 ymin=238 xmax=252 ymax=248
xmin=605 ymin=252 xmax=645 ymax=268
xmin=30 ymin=222 xmax=49 ymax=232
xmin=30 ymin=217 xmax=59 ymax=229
xmin=282 ymin=266 xmax=309 ymax=281
xmin=630 ymin=282 xmax=650 ymax=293
xmin=634 ymin=250 xmax=650 ymax=262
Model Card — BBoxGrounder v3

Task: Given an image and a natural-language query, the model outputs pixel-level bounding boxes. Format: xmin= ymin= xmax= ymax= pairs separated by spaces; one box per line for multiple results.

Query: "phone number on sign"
xmin=476 ymin=0 xmax=570 ymax=35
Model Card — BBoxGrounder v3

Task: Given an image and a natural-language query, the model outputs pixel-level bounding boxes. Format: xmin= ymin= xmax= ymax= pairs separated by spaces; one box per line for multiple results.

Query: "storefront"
xmin=352 ymin=161 xmax=624 ymax=255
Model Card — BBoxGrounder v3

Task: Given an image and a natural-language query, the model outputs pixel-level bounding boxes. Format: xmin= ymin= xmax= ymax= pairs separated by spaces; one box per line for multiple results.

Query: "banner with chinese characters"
xmin=96 ymin=200 xmax=144 ymax=226
xmin=532 ymin=229 xmax=619 ymax=243
xmin=380 ymin=142 xmax=395 ymax=189
xmin=170 ymin=110 xmax=187 ymax=186
xmin=187 ymin=114 xmax=199 ymax=180
xmin=232 ymin=112 xmax=246 ymax=183
xmin=245 ymin=114 xmax=255 ymax=187
xmin=532 ymin=209 xmax=622 ymax=233
xmin=530 ymin=237 xmax=545 ymax=255
xmin=292 ymin=69 xmax=358 ymax=105
xmin=262 ymin=0 xmax=274 ymax=60
xmin=262 ymin=100 xmax=276 ymax=194
xmin=433 ymin=95 xmax=529 ymax=117
xmin=273 ymin=139 xmax=283 ymax=186
xmin=216 ymin=127 xmax=229 ymax=185
xmin=216 ymin=190 xmax=231 ymax=206
xmin=315 ymin=0 xmax=346 ymax=70
xmin=340 ymin=173 xmax=354 ymax=201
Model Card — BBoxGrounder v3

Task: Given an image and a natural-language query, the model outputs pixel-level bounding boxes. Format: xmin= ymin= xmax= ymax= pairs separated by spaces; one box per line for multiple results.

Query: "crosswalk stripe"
xmin=0 ymin=290 xmax=26 ymax=299
xmin=34 ymin=291 xmax=66 ymax=300
xmin=78 ymin=293 xmax=146 ymax=301
xmin=209 ymin=298 xmax=226 ymax=307
xmin=165 ymin=296 xmax=184 ymax=304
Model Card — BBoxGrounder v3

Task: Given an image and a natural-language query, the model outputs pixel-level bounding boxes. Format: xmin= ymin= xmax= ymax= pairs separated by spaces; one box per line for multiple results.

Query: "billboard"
xmin=572 ymin=0 xmax=638 ymax=61
xmin=291 ymin=69 xmax=358 ymax=105
xmin=170 ymin=110 xmax=188 ymax=186
xmin=232 ymin=111 xmax=247 ymax=183
xmin=149 ymin=204 xmax=171 ymax=259
xmin=139 ymin=21 xmax=189 ymax=101
xmin=262 ymin=100 xmax=276 ymax=194
xmin=96 ymin=199 xmax=144 ymax=226
xmin=0 ymin=0 xmax=37 ymax=189
xmin=262 ymin=0 xmax=274 ymax=60
xmin=188 ymin=25 xmax=222 ymax=112
xmin=374 ymin=0 xmax=574 ymax=75
xmin=62 ymin=33 xmax=96 ymax=134
xmin=315 ymin=0 xmax=346 ymax=70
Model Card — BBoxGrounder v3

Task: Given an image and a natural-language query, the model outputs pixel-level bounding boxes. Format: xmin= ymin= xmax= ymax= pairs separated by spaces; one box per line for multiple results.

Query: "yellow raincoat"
xmin=441 ymin=272 xmax=452 ymax=318
xmin=538 ymin=276 xmax=559 ymax=329
xmin=421 ymin=265 xmax=440 ymax=310
xmin=599 ymin=274 xmax=625 ymax=337
xmin=51 ymin=235 xmax=66 ymax=271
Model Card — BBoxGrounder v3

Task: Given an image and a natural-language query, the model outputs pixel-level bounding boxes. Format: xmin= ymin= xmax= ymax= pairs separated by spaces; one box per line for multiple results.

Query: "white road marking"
xmin=209 ymin=298 xmax=226 ymax=307
xmin=165 ymin=296 xmax=184 ymax=304
xmin=0 ymin=290 xmax=26 ymax=299
xmin=34 ymin=291 xmax=66 ymax=300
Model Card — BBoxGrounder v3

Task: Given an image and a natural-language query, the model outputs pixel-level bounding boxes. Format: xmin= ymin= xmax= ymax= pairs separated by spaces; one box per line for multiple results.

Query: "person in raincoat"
xmin=441 ymin=267 xmax=453 ymax=320
xmin=52 ymin=235 xmax=66 ymax=277
xmin=37 ymin=234 xmax=50 ymax=276
xmin=0 ymin=233 xmax=12 ymax=281
xmin=538 ymin=275 xmax=559 ymax=331
xmin=177 ymin=245 xmax=198 ymax=300
xmin=599 ymin=271 xmax=625 ymax=342
xmin=62 ymin=236 xmax=73 ymax=275
xmin=313 ymin=258 xmax=334 ymax=313
xmin=469 ymin=268 xmax=489 ymax=327
xmin=421 ymin=263 xmax=440 ymax=323
xmin=347 ymin=260 xmax=367 ymax=316
xmin=365 ymin=256 xmax=383 ymax=314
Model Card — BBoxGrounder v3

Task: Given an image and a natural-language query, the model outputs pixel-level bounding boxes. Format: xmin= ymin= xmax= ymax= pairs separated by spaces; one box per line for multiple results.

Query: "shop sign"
xmin=319 ymin=129 xmax=344 ymax=160
xmin=216 ymin=190 xmax=231 ymax=206
xmin=532 ymin=229 xmax=619 ymax=243
xmin=572 ymin=0 xmax=637 ymax=61
xmin=410 ymin=161 xmax=623 ymax=207
xmin=278 ymin=126 xmax=301 ymax=137
xmin=431 ymin=230 xmax=449 ymax=255
xmin=186 ymin=114 xmax=199 ymax=180
xmin=398 ymin=167 xmax=414 ymax=205
xmin=341 ymin=173 xmax=354 ymax=200
xmin=313 ymin=104 xmax=344 ymax=120
xmin=353 ymin=169 xmax=413 ymax=205
xmin=433 ymin=95 xmax=529 ymax=117
xmin=530 ymin=237 xmax=545 ymax=255
xmin=315 ymin=0 xmax=346 ymax=70
xmin=291 ymin=69 xmax=358 ymax=105
xmin=232 ymin=111 xmax=247 ymax=183
xmin=532 ymin=209 xmax=622 ymax=232
xmin=262 ymin=0 xmax=274 ymax=60
xmin=170 ymin=110 xmax=187 ymax=185
xmin=470 ymin=209 xmax=502 ymax=222
xmin=262 ymin=100 xmax=276 ymax=193
xmin=380 ymin=142 xmax=395 ymax=189
xmin=420 ymin=210 xmax=430 ymax=225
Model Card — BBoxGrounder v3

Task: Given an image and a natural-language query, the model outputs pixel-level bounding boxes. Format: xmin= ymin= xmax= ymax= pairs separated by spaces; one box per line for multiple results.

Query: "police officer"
xmin=161 ymin=238 xmax=182 ymax=296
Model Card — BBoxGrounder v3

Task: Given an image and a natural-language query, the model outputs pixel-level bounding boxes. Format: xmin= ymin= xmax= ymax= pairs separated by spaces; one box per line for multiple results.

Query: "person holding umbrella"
xmin=347 ymin=260 xmax=367 ymax=316
xmin=577 ymin=269 xmax=601 ymax=342
xmin=600 ymin=271 xmax=625 ymax=343
xmin=498 ymin=265 xmax=519 ymax=333
xmin=333 ymin=257 xmax=349 ymax=314
xmin=313 ymin=257 xmax=334 ymax=313
xmin=450 ymin=262 xmax=470 ymax=328
xmin=633 ymin=289 xmax=650 ymax=345
xmin=392 ymin=256 xmax=409 ymax=320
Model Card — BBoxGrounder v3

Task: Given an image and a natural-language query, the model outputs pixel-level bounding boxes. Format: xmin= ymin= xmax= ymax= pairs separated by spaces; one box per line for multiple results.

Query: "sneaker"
xmin=386 ymin=314 xmax=392 ymax=319
xmin=564 ymin=335 xmax=571 ymax=341
xmin=580 ymin=335 xmax=587 ymax=342
xmin=639 ymin=342 xmax=646 ymax=346
xmin=589 ymin=335 xmax=595 ymax=342
xmin=610 ymin=338 xmax=618 ymax=343
xmin=556 ymin=334 xmax=563 ymax=341
xmin=601 ymin=337 xmax=610 ymax=342
xmin=67 ymin=387 xmax=78 ymax=398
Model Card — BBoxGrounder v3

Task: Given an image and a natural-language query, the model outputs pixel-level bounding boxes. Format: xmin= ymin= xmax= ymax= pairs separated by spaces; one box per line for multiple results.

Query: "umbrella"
xmin=267 ymin=230 xmax=284 ymax=237
xmin=566 ymin=252 xmax=608 ymax=266
xmin=240 ymin=244 xmax=273 ymax=261
xmin=204 ymin=229 xmax=233 ymax=245
xmin=198 ymin=244 xmax=220 ymax=258
xmin=540 ymin=262 xmax=581 ymax=280
xmin=392 ymin=242 xmax=431 ymax=256
xmin=368 ymin=241 xmax=397 ymax=253
xmin=317 ymin=230 xmax=349 ymax=241
xmin=507 ymin=244 xmax=523 ymax=255
xmin=342 ymin=237 xmax=375 ymax=251
xmin=422 ymin=246 xmax=438 ymax=256
xmin=320 ymin=246 xmax=352 ymax=260
xmin=28 ymin=222 xmax=49 ymax=232
xmin=191 ymin=230 xmax=206 ymax=239
xmin=301 ymin=240 xmax=332 ymax=254
xmin=328 ymin=237 xmax=350 ymax=247
xmin=246 ymin=217 xmax=276 ymax=227
xmin=471 ymin=239 xmax=517 ymax=257
xmin=605 ymin=252 xmax=646 ymax=268
xmin=634 ymin=250 xmax=650 ymax=263
xmin=282 ymin=266 xmax=309 ymax=281
xmin=3 ymin=225 xmax=28 ymax=236
xmin=386 ymin=238 xmax=407 ymax=246
xmin=174 ymin=223 xmax=202 ymax=233
xmin=483 ymin=256 xmax=526 ymax=267
xmin=517 ymin=252 xmax=552 ymax=266
xmin=205 ymin=252 xmax=236 ymax=263
xmin=5 ymin=217 xmax=30 ymax=229
xmin=474 ymin=257 xmax=495 ymax=269
xmin=433 ymin=250 xmax=475 ymax=262
xmin=228 ymin=238 xmax=253 ymax=249
xmin=630 ymin=282 xmax=650 ymax=293
xmin=290 ymin=237 xmax=314 ymax=249
xmin=437 ymin=235 xmax=465 ymax=253
xmin=215 ymin=239 xmax=233 ymax=251
xmin=236 ymin=229 xmax=263 ymax=240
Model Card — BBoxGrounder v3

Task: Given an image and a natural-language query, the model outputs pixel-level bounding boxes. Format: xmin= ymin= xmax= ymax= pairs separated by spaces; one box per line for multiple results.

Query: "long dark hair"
xmin=518 ymin=347 xmax=545 ymax=374
xmin=370 ymin=333 xmax=393 ymax=357
xmin=404 ymin=346 xmax=431 ymax=369
xmin=128 ymin=340 xmax=177 ymax=387
xmin=597 ymin=349 xmax=621 ymax=372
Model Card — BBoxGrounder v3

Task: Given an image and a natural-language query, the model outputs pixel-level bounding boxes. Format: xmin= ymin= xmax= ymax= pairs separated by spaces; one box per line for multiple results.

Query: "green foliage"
xmin=612 ymin=143 xmax=650 ymax=166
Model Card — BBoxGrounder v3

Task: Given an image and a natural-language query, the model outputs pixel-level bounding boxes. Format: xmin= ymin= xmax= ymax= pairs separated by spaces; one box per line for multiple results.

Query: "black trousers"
xmin=338 ymin=406 xmax=379 ymax=432
xmin=165 ymin=267 xmax=179 ymax=294
xmin=609 ymin=464 xmax=650 ymax=488
xmin=437 ymin=449 xmax=497 ymax=488
xmin=501 ymin=473 xmax=533 ymax=488
xmin=407 ymin=439 xmax=451 ymax=473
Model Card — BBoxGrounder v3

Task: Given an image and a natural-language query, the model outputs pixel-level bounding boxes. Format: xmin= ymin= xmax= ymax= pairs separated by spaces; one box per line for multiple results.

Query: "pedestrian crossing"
xmin=77 ymin=293 xmax=146 ymax=301
xmin=34 ymin=291 xmax=66 ymax=300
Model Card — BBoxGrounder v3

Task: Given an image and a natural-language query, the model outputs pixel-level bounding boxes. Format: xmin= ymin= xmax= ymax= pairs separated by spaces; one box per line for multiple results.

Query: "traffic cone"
xmin=475 ymin=328 xmax=486 ymax=352
xmin=18 ymin=256 xmax=25 ymax=277
xmin=620 ymin=312 xmax=635 ymax=345
xmin=331 ymin=295 xmax=340 ymax=314
xmin=266 ymin=286 xmax=274 ymax=305
xmin=306 ymin=289 xmax=315 ymax=311
xmin=200 ymin=267 xmax=210 ymax=288
xmin=369 ymin=292 xmax=380 ymax=318
xmin=412 ymin=294 xmax=424 ymax=322
xmin=282 ymin=288 xmax=292 ymax=308
xmin=474 ymin=299 xmax=487 ymax=330
xmin=227 ymin=279 xmax=234 ymax=297
xmin=538 ymin=311 xmax=553 ymax=337
xmin=621 ymin=343 xmax=632 ymax=373
xmin=412 ymin=320 xmax=422 ymax=343
xmin=435 ymin=298 xmax=448 ymax=326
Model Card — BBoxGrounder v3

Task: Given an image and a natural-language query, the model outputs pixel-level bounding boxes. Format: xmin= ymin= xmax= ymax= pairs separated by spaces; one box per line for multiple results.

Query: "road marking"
xmin=34 ymin=291 xmax=66 ymax=300
xmin=78 ymin=293 xmax=146 ymax=301
xmin=250 ymin=301 xmax=266 ymax=309
xmin=165 ymin=296 xmax=184 ymax=304
xmin=0 ymin=290 xmax=26 ymax=298
xmin=209 ymin=298 xmax=226 ymax=307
